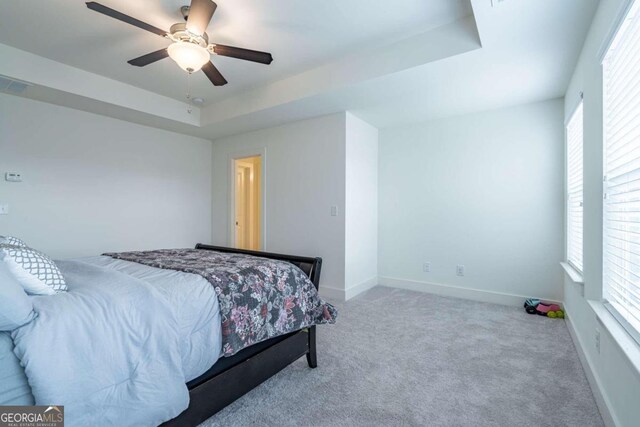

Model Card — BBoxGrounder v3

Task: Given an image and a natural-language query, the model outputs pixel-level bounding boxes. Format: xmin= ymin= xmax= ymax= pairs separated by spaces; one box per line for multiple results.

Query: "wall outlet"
xmin=595 ymin=328 xmax=601 ymax=353
xmin=330 ymin=205 xmax=338 ymax=217
xmin=456 ymin=264 xmax=465 ymax=276
xmin=423 ymin=262 xmax=431 ymax=272
xmin=0 ymin=204 xmax=8 ymax=215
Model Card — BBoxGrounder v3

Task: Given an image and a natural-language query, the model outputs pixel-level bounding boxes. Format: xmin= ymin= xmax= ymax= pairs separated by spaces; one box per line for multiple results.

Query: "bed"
xmin=0 ymin=243 xmax=334 ymax=426
xmin=165 ymin=244 xmax=327 ymax=426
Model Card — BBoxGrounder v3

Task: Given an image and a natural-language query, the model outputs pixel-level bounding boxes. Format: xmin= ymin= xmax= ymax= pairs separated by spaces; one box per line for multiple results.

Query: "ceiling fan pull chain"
xmin=186 ymin=72 xmax=193 ymax=114
xmin=187 ymin=71 xmax=192 ymax=100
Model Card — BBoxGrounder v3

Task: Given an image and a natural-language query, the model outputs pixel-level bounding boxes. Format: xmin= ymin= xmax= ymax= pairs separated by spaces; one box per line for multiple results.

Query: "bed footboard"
xmin=161 ymin=244 xmax=323 ymax=426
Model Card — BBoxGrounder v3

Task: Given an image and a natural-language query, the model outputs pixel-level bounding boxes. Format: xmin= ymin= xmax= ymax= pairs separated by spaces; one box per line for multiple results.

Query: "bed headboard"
xmin=194 ymin=244 xmax=323 ymax=290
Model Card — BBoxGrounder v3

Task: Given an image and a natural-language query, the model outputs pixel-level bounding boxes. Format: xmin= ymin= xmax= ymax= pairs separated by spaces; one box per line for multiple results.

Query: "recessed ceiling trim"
xmin=201 ymin=16 xmax=481 ymax=128
xmin=0 ymin=43 xmax=200 ymax=126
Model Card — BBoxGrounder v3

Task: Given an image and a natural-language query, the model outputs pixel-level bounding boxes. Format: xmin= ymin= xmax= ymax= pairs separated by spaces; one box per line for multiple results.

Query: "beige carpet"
xmin=200 ymin=286 xmax=603 ymax=427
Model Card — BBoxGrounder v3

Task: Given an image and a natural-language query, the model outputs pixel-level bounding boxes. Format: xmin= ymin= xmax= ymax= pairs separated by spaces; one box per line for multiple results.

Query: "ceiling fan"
xmin=85 ymin=0 xmax=273 ymax=87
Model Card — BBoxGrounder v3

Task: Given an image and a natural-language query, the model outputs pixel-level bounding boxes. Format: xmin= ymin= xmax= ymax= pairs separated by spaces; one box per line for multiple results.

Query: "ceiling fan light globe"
xmin=168 ymin=42 xmax=210 ymax=73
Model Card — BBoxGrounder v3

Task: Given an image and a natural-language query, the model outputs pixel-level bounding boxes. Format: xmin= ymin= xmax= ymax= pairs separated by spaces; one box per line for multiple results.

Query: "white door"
xmin=232 ymin=155 xmax=262 ymax=250
xmin=235 ymin=168 xmax=247 ymax=248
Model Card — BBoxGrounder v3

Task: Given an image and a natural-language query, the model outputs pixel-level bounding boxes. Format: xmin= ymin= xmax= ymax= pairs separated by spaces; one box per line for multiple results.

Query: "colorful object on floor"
xmin=524 ymin=298 xmax=540 ymax=315
xmin=524 ymin=298 xmax=564 ymax=319
xmin=536 ymin=303 xmax=561 ymax=314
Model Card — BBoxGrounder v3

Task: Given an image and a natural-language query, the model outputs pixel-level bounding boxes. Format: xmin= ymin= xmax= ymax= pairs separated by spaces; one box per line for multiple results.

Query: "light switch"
xmin=0 ymin=204 xmax=8 ymax=215
xmin=330 ymin=206 xmax=338 ymax=216
xmin=5 ymin=172 xmax=22 ymax=182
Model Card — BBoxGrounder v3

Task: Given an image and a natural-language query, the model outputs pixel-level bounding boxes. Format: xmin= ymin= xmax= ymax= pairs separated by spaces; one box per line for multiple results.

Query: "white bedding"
xmin=10 ymin=256 xmax=224 ymax=426
xmin=77 ymin=256 xmax=222 ymax=381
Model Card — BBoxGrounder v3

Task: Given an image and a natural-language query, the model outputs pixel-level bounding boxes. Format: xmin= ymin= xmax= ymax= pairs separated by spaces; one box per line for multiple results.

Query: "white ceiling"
xmin=0 ymin=0 xmax=471 ymax=106
xmin=188 ymin=0 xmax=600 ymax=138
xmin=0 ymin=0 xmax=599 ymax=139
xmin=352 ymin=0 xmax=600 ymax=127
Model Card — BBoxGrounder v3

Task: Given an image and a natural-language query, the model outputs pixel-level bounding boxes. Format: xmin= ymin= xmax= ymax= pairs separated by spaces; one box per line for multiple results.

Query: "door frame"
xmin=234 ymin=162 xmax=251 ymax=249
xmin=228 ymin=148 xmax=267 ymax=250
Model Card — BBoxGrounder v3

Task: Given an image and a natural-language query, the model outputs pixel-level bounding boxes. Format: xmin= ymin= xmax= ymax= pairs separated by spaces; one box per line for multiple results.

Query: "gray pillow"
xmin=0 ymin=254 xmax=36 ymax=331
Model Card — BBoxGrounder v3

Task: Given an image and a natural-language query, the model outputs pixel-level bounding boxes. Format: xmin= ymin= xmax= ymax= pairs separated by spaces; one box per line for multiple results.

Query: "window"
xmin=603 ymin=0 xmax=640 ymax=343
xmin=567 ymin=101 xmax=584 ymax=273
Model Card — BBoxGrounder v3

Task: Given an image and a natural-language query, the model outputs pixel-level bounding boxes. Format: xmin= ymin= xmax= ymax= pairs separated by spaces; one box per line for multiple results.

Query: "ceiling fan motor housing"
xmin=169 ymin=23 xmax=209 ymax=47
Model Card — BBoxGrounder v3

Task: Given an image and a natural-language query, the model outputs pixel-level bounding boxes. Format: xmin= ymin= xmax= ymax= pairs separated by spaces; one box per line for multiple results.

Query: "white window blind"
xmin=603 ymin=0 xmax=640 ymax=343
xmin=567 ymin=102 xmax=584 ymax=272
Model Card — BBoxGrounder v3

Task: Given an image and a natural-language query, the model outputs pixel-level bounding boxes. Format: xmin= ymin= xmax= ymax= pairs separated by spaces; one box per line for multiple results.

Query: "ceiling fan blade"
xmin=202 ymin=62 xmax=228 ymax=86
xmin=127 ymin=48 xmax=169 ymax=67
xmin=186 ymin=0 xmax=217 ymax=36
xmin=86 ymin=2 xmax=167 ymax=37
xmin=212 ymin=44 xmax=273 ymax=65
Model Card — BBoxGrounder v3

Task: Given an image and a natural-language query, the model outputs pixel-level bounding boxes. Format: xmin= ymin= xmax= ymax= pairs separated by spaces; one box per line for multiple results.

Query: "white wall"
xmin=211 ymin=113 xmax=347 ymax=298
xmin=563 ymin=0 xmax=640 ymax=425
xmin=345 ymin=113 xmax=379 ymax=298
xmin=0 ymin=94 xmax=213 ymax=259
xmin=378 ymin=99 xmax=565 ymax=304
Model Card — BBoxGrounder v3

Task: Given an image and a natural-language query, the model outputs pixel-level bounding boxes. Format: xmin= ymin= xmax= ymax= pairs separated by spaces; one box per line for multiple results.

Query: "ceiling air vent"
xmin=0 ymin=75 xmax=33 ymax=94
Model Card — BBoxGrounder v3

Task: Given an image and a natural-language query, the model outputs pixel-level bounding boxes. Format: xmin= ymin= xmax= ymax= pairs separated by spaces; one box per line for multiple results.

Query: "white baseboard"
xmin=319 ymin=277 xmax=379 ymax=302
xmin=345 ymin=276 xmax=378 ymax=300
xmin=565 ymin=313 xmax=617 ymax=427
xmin=378 ymin=276 xmax=561 ymax=307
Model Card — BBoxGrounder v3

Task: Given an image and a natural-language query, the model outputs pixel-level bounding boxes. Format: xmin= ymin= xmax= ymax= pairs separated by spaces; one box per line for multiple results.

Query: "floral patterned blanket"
xmin=103 ymin=248 xmax=337 ymax=356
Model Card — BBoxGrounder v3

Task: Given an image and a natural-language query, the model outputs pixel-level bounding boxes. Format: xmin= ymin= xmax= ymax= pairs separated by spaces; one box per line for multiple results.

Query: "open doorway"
xmin=233 ymin=155 xmax=262 ymax=250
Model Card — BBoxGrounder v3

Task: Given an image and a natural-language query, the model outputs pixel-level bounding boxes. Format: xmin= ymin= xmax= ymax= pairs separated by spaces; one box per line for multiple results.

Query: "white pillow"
xmin=0 ymin=236 xmax=27 ymax=247
xmin=0 ymin=245 xmax=67 ymax=295
xmin=0 ymin=255 xmax=36 ymax=330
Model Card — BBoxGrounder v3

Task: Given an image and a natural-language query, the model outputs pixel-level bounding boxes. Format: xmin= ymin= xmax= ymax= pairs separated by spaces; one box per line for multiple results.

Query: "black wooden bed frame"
xmin=161 ymin=244 xmax=323 ymax=427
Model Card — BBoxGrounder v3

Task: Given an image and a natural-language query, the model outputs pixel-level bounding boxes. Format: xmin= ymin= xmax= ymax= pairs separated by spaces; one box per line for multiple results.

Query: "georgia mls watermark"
xmin=0 ymin=406 xmax=64 ymax=427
